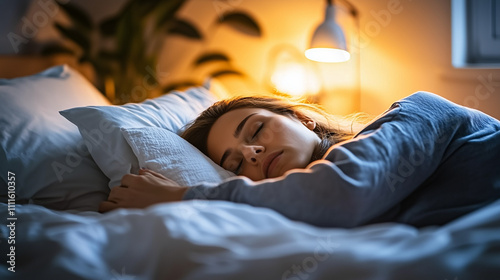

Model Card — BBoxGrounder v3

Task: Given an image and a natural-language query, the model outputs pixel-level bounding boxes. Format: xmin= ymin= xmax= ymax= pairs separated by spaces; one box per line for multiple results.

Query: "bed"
xmin=1 ymin=65 xmax=499 ymax=279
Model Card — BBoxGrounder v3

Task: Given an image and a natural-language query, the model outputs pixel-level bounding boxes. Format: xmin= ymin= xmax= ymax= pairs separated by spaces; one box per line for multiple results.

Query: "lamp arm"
xmin=326 ymin=0 xmax=358 ymax=17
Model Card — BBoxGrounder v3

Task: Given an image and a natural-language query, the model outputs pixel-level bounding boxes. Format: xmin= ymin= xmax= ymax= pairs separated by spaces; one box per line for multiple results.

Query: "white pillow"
xmin=122 ymin=127 xmax=234 ymax=186
xmin=0 ymin=65 xmax=111 ymax=211
xmin=60 ymin=87 xmax=217 ymax=188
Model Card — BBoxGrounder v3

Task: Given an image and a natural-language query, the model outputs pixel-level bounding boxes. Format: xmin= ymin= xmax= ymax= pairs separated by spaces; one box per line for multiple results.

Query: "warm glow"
xmin=270 ymin=62 xmax=321 ymax=96
xmin=305 ymin=48 xmax=351 ymax=63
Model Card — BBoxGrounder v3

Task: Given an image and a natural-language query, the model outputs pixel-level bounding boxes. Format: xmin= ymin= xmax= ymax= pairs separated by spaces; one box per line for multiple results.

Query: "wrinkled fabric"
xmin=184 ymin=92 xmax=500 ymax=228
xmin=1 ymin=199 xmax=500 ymax=279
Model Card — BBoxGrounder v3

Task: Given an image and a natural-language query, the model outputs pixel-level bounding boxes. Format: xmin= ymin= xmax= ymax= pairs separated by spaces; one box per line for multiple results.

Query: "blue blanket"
xmin=184 ymin=92 xmax=500 ymax=228
xmin=1 ymin=198 xmax=500 ymax=279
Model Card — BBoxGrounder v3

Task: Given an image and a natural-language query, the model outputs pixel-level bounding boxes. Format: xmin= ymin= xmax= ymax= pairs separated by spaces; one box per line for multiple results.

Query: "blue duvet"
xmin=184 ymin=92 xmax=500 ymax=228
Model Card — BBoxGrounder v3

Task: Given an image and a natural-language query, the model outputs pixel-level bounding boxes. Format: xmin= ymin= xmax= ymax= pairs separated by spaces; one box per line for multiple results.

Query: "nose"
xmin=241 ymin=145 xmax=265 ymax=164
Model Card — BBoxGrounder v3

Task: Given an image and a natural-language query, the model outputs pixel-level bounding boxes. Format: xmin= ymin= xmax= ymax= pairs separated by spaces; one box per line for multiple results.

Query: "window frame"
xmin=452 ymin=0 xmax=500 ymax=68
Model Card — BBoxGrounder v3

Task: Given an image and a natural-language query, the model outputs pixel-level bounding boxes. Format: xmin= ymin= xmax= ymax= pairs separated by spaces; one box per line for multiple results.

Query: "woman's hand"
xmin=99 ymin=168 xmax=188 ymax=213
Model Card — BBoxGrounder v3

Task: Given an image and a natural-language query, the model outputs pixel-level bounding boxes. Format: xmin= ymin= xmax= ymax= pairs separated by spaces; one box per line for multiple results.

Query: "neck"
xmin=310 ymin=138 xmax=333 ymax=162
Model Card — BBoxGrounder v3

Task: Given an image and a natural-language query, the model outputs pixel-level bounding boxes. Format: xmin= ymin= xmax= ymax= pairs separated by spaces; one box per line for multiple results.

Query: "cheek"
xmin=259 ymin=128 xmax=275 ymax=145
xmin=283 ymin=125 xmax=318 ymax=162
xmin=241 ymin=166 xmax=264 ymax=181
xmin=283 ymin=122 xmax=314 ymax=145
xmin=259 ymin=118 xmax=292 ymax=145
xmin=267 ymin=117 xmax=287 ymax=134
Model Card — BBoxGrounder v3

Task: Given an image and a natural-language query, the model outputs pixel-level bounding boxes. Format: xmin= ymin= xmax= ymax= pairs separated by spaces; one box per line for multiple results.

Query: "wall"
xmin=354 ymin=0 xmax=500 ymax=119
xmin=1 ymin=0 xmax=499 ymax=119
xmin=153 ymin=0 xmax=362 ymax=115
xmin=165 ymin=0 xmax=500 ymax=119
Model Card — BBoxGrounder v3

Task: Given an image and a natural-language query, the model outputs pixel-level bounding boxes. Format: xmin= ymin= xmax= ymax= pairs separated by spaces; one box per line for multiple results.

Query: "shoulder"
xmin=355 ymin=91 xmax=476 ymax=136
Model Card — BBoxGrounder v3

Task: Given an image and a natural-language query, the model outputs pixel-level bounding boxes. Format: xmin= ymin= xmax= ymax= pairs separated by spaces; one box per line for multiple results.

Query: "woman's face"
xmin=207 ymin=108 xmax=320 ymax=181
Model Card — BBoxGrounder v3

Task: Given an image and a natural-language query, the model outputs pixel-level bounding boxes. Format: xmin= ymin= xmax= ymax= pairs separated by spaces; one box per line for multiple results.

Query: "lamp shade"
xmin=305 ymin=4 xmax=351 ymax=63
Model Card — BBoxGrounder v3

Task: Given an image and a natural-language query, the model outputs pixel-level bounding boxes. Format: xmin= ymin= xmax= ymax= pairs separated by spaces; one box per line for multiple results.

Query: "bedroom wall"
xmin=156 ymin=0 xmax=361 ymax=115
xmin=0 ymin=0 xmax=361 ymax=113
xmin=1 ymin=0 xmax=499 ymax=119
xmin=168 ymin=0 xmax=500 ymax=119
xmin=353 ymin=0 xmax=500 ymax=119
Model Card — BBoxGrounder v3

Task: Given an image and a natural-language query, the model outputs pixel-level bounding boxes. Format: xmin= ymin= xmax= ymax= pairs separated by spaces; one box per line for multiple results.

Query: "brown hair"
xmin=181 ymin=95 xmax=365 ymax=163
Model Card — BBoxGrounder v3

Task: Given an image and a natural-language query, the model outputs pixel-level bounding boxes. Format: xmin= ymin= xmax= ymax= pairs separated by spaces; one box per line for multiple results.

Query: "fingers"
xmin=138 ymin=168 xmax=181 ymax=186
xmin=121 ymin=173 xmax=142 ymax=189
xmin=121 ymin=169 xmax=181 ymax=192
xmin=139 ymin=168 xmax=167 ymax=180
xmin=120 ymin=172 xmax=156 ymax=190
xmin=99 ymin=201 xmax=117 ymax=213
xmin=107 ymin=185 xmax=128 ymax=203
xmin=100 ymin=186 xmax=139 ymax=212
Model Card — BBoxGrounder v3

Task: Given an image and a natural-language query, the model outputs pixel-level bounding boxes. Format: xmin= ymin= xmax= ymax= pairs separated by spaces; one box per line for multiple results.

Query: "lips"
xmin=262 ymin=151 xmax=283 ymax=178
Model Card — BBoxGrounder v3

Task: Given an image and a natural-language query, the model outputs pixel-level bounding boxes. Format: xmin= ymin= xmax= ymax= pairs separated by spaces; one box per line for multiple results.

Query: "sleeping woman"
xmin=99 ymin=91 xmax=500 ymax=228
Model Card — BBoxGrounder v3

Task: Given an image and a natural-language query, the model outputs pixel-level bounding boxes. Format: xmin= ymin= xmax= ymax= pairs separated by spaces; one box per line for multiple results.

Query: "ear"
xmin=302 ymin=120 xmax=316 ymax=131
xmin=295 ymin=112 xmax=316 ymax=131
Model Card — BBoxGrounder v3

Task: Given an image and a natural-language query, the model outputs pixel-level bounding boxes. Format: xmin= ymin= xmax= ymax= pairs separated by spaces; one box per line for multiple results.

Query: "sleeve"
xmin=183 ymin=92 xmax=472 ymax=228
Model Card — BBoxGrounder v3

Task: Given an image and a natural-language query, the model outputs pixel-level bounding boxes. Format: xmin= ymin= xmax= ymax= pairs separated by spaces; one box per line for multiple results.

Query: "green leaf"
xmin=194 ymin=52 xmax=230 ymax=66
xmin=89 ymin=57 xmax=113 ymax=76
xmin=56 ymin=1 xmax=93 ymax=30
xmin=79 ymin=54 xmax=91 ymax=63
xmin=99 ymin=16 xmax=120 ymax=37
xmin=218 ymin=12 xmax=262 ymax=37
xmin=97 ymin=50 xmax=119 ymax=61
xmin=99 ymin=0 xmax=153 ymax=37
xmin=210 ymin=69 xmax=244 ymax=78
xmin=163 ymin=81 xmax=200 ymax=93
xmin=54 ymin=23 xmax=91 ymax=51
xmin=134 ymin=0 xmax=163 ymax=18
xmin=167 ymin=18 xmax=203 ymax=40
xmin=154 ymin=0 xmax=187 ymax=30
xmin=40 ymin=43 xmax=76 ymax=56
xmin=115 ymin=10 xmax=136 ymax=69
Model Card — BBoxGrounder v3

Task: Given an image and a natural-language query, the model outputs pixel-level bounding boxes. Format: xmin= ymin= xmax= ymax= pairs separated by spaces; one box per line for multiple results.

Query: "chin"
xmin=276 ymin=160 xmax=305 ymax=177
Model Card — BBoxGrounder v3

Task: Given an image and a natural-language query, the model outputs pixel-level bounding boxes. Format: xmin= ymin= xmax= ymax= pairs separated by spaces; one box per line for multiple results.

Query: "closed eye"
xmin=234 ymin=160 xmax=243 ymax=174
xmin=252 ymin=123 xmax=264 ymax=139
xmin=227 ymin=159 xmax=243 ymax=174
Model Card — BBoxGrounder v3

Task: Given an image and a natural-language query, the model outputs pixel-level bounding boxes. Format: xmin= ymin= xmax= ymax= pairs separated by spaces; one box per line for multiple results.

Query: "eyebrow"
xmin=220 ymin=113 xmax=257 ymax=166
xmin=234 ymin=113 xmax=257 ymax=138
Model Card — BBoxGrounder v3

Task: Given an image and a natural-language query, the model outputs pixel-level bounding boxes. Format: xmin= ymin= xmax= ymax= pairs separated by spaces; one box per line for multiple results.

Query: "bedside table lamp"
xmin=305 ymin=0 xmax=357 ymax=63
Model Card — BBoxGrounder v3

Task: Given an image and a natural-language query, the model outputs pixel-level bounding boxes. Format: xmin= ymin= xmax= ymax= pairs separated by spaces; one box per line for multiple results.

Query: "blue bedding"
xmin=1 ymin=199 xmax=500 ymax=279
xmin=1 ymin=91 xmax=499 ymax=279
xmin=184 ymin=92 xmax=500 ymax=228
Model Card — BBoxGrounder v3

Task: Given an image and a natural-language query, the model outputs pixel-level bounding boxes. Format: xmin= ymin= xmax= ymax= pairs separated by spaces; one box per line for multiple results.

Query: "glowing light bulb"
xmin=306 ymin=4 xmax=352 ymax=63
xmin=305 ymin=48 xmax=351 ymax=63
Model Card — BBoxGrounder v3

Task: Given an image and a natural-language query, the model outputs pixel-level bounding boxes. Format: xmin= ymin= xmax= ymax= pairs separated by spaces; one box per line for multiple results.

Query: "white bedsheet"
xmin=1 ymin=199 xmax=500 ymax=279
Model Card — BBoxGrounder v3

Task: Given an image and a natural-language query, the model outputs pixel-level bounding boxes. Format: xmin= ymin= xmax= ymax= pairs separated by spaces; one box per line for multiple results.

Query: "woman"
xmin=99 ymin=91 xmax=500 ymax=228
xmin=181 ymin=95 xmax=364 ymax=180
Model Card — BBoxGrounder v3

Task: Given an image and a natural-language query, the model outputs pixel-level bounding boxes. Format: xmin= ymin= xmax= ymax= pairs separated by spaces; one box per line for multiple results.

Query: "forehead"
xmin=216 ymin=107 xmax=270 ymax=126
xmin=206 ymin=108 xmax=269 ymax=159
